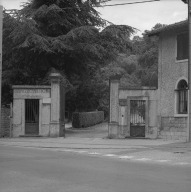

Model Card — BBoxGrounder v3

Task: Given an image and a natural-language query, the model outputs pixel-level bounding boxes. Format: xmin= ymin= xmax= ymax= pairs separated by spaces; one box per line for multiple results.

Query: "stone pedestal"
xmin=108 ymin=122 xmax=119 ymax=138
xmin=108 ymin=75 xmax=121 ymax=138
xmin=50 ymin=122 xmax=61 ymax=137
xmin=49 ymin=73 xmax=62 ymax=137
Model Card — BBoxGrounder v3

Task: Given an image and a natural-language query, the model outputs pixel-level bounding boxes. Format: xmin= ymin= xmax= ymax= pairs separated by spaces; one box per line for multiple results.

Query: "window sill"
xmin=175 ymin=59 xmax=188 ymax=63
xmin=174 ymin=114 xmax=188 ymax=117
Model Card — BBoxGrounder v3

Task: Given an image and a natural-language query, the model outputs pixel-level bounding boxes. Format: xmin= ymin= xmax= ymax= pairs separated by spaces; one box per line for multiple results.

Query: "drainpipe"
xmin=182 ymin=0 xmax=191 ymax=142
xmin=0 ymin=6 xmax=3 ymax=137
xmin=188 ymin=0 xmax=191 ymax=142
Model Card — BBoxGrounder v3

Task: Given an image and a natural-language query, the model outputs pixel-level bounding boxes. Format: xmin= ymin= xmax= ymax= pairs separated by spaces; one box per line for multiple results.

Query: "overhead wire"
xmin=94 ymin=0 xmax=160 ymax=7
xmin=4 ymin=0 xmax=161 ymax=12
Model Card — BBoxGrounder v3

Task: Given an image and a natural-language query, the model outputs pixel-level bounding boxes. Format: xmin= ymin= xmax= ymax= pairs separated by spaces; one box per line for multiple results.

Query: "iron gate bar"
xmin=25 ymin=99 xmax=39 ymax=135
xmin=25 ymin=99 xmax=39 ymax=123
xmin=130 ymin=100 xmax=146 ymax=137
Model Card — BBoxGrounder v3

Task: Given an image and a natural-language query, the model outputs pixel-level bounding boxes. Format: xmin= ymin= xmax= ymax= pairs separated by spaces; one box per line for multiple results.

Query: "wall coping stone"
xmin=12 ymin=85 xmax=51 ymax=89
xmin=110 ymin=75 xmax=121 ymax=80
xmin=49 ymin=73 xmax=62 ymax=79
xmin=119 ymin=86 xmax=157 ymax=90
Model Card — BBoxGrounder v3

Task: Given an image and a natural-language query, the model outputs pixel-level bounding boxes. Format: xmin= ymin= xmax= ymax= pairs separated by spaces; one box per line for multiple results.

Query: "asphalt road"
xmin=0 ymin=145 xmax=191 ymax=192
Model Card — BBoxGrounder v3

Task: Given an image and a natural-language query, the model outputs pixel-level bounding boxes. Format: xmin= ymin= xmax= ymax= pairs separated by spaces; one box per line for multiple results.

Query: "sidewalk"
xmin=0 ymin=137 xmax=181 ymax=149
xmin=1 ymin=136 xmax=191 ymax=165
xmin=1 ymin=121 xmax=191 ymax=166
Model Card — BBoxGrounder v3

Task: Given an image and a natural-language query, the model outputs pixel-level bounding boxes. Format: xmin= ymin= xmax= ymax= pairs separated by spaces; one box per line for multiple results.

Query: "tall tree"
xmin=132 ymin=23 xmax=166 ymax=87
xmin=2 ymin=0 xmax=136 ymax=111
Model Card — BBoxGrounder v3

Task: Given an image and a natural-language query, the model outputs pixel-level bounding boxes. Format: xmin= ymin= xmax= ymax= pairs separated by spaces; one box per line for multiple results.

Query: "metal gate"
xmin=25 ymin=99 xmax=39 ymax=135
xmin=130 ymin=100 xmax=145 ymax=137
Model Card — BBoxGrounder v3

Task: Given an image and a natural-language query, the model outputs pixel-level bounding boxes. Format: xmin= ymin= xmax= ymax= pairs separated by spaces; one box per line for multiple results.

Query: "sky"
xmin=0 ymin=0 xmax=188 ymax=36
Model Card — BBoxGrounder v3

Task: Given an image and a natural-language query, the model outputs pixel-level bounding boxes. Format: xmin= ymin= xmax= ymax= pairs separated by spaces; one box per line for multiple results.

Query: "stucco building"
xmin=151 ymin=20 xmax=188 ymax=141
xmin=109 ymin=20 xmax=189 ymax=141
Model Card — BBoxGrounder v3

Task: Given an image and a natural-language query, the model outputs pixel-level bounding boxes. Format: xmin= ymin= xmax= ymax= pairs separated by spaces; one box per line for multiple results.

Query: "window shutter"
xmin=177 ymin=33 xmax=188 ymax=60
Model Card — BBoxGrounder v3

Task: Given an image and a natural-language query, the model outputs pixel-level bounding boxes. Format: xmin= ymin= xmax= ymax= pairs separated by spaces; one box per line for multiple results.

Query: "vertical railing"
xmin=25 ymin=99 xmax=39 ymax=123
xmin=130 ymin=100 xmax=145 ymax=125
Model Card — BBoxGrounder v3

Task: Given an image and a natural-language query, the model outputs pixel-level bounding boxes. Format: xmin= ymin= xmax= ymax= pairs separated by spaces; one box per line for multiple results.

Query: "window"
xmin=177 ymin=80 xmax=188 ymax=114
xmin=177 ymin=33 xmax=188 ymax=61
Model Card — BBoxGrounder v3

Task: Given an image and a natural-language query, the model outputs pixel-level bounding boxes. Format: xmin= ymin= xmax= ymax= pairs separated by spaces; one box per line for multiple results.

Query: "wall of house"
xmin=158 ymin=26 xmax=188 ymax=141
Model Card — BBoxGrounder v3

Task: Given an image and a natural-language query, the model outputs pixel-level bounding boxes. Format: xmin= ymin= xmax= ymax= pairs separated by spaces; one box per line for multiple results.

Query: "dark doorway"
xmin=130 ymin=100 xmax=145 ymax=137
xmin=25 ymin=99 xmax=39 ymax=135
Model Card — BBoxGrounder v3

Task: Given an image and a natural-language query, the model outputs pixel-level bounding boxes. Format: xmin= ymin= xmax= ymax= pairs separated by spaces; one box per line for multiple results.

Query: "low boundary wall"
xmin=1 ymin=105 xmax=11 ymax=137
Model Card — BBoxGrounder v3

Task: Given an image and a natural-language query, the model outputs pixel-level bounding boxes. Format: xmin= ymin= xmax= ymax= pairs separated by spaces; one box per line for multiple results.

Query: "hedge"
xmin=72 ymin=111 xmax=104 ymax=128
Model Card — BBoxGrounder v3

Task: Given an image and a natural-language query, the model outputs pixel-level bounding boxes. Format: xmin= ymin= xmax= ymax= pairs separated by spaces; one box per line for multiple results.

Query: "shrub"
xmin=72 ymin=111 xmax=104 ymax=128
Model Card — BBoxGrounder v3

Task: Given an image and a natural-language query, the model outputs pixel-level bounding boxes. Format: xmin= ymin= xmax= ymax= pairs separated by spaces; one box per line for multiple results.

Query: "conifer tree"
xmin=2 ymin=0 xmax=135 ymax=110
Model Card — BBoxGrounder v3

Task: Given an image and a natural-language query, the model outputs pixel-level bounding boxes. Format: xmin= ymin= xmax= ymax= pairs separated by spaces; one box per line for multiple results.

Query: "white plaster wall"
xmin=41 ymin=104 xmax=51 ymax=136
xmin=12 ymin=99 xmax=24 ymax=137
xmin=110 ymin=81 xmax=119 ymax=122
xmin=149 ymin=100 xmax=158 ymax=127
xmin=119 ymin=89 xmax=157 ymax=101
xmin=51 ymin=82 xmax=60 ymax=122
xmin=118 ymin=106 xmax=127 ymax=126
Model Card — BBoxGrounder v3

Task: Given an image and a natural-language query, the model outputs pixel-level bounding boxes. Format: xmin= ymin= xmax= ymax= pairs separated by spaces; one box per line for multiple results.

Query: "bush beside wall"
xmin=72 ymin=111 xmax=104 ymax=128
xmin=1 ymin=106 xmax=11 ymax=137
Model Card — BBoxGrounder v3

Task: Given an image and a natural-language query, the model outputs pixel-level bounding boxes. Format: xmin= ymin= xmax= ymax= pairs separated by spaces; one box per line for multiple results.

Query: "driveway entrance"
xmin=65 ymin=122 xmax=108 ymax=138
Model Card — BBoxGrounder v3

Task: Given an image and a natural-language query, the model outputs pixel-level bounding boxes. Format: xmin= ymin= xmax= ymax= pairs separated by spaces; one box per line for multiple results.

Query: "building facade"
xmin=109 ymin=20 xmax=189 ymax=141
xmin=154 ymin=20 xmax=188 ymax=141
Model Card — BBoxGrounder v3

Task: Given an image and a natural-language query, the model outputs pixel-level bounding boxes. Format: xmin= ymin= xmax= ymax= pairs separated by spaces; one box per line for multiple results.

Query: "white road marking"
xmin=135 ymin=158 xmax=151 ymax=161
xmin=119 ymin=156 xmax=134 ymax=159
xmin=88 ymin=152 xmax=101 ymax=155
xmin=177 ymin=162 xmax=191 ymax=165
xmin=155 ymin=160 xmax=171 ymax=162
xmin=59 ymin=149 xmax=73 ymax=152
xmin=75 ymin=151 xmax=87 ymax=153
xmin=104 ymin=154 xmax=117 ymax=157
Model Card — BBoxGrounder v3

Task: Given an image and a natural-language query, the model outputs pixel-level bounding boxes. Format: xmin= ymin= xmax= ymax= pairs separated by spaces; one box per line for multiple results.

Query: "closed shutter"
xmin=177 ymin=33 xmax=188 ymax=60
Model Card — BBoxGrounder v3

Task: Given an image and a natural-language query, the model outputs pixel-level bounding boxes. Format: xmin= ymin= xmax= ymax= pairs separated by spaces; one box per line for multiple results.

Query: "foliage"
xmin=131 ymin=23 xmax=166 ymax=88
xmin=2 ymin=0 xmax=136 ymax=107
xmin=2 ymin=1 xmax=164 ymax=118
xmin=72 ymin=111 xmax=104 ymax=128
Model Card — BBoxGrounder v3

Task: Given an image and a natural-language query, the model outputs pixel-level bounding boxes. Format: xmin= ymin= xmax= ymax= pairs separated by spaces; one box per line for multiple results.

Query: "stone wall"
xmin=1 ymin=106 xmax=11 ymax=137
xmin=109 ymin=80 xmax=158 ymax=139
xmin=159 ymin=117 xmax=187 ymax=141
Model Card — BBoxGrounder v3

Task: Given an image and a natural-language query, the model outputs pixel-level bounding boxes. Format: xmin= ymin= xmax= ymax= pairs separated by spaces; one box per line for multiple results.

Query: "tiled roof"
xmin=147 ymin=20 xmax=188 ymax=36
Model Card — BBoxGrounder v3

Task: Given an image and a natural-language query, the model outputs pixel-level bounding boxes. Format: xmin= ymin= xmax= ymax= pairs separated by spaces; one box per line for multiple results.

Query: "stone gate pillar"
xmin=108 ymin=75 xmax=121 ymax=138
xmin=49 ymin=73 xmax=62 ymax=137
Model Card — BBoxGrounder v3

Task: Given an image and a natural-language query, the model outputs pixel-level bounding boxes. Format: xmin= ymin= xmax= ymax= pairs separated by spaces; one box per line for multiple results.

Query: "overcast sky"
xmin=0 ymin=0 xmax=188 ymax=36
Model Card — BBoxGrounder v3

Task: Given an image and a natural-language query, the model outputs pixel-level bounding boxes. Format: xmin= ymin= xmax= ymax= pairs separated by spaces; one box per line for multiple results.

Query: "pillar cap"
xmin=110 ymin=75 xmax=121 ymax=81
xmin=49 ymin=72 xmax=62 ymax=79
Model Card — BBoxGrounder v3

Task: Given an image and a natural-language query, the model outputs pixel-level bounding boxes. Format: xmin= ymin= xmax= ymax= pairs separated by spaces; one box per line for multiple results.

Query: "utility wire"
xmin=4 ymin=0 xmax=160 ymax=12
xmin=94 ymin=0 xmax=160 ymax=7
